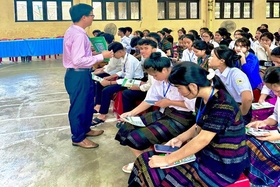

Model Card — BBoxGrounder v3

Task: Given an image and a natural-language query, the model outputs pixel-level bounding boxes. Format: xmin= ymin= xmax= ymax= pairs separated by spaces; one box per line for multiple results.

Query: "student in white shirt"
xmin=201 ymin=30 xmax=219 ymax=48
xmin=92 ymin=42 xmax=143 ymax=126
xmin=115 ymin=52 xmax=196 ymax=174
xmin=125 ymin=26 xmax=134 ymax=40
xmin=121 ymin=39 xmax=165 ymax=116
xmin=209 ymin=46 xmax=253 ymax=124
xmin=255 ymin=32 xmax=277 ymax=62
xmin=118 ymin=27 xmax=132 ymax=54
xmin=181 ymin=34 xmax=197 ymax=63
xmin=117 ymin=33 xmax=168 ymax=127
xmin=228 ymin=29 xmax=244 ymax=49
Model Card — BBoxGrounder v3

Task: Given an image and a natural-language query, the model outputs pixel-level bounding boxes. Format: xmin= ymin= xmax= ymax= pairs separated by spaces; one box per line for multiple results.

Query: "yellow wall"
xmin=1 ymin=0 xmax=279 ymax=40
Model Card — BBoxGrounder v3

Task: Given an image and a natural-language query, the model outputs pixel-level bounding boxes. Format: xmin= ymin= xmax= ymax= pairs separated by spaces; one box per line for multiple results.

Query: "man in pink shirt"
xmin=63 ymin=3 xmax=113 ymax=149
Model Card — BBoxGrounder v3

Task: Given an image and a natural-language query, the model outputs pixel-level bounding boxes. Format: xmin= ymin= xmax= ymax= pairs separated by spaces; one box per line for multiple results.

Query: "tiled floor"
xmin=0 ymin=57 xmax=135 ymax=187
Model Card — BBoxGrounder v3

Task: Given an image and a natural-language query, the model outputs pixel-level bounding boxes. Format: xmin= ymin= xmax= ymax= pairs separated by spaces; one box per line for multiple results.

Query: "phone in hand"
xmin=154 ymin=144 xmax=179 ymax=153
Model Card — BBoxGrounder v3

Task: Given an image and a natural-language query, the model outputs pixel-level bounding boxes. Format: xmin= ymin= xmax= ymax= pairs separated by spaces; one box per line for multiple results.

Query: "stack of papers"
xmin=121 ymin=116 xmax=145 ymax=127
xmin=252 ymin=102 xmax=274 ymax=110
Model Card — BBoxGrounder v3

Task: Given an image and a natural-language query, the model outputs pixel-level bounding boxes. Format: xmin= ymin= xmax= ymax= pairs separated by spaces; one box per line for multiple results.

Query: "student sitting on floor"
xmin=246 ymin=66 xmax=280 ymax=187
xmin=92 ymin=42 xmax=143 ymax=126
xmin=115 ymin=52 xmax=196 ymax=174
xmin=128 ymin=62 xmax=249 ymax=187
xmin=209 ymin=46 xmax=253 ymax=125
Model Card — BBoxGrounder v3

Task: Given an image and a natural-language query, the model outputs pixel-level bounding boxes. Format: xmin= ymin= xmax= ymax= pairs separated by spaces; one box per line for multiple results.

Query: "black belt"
xmin=67 ymin=68 xmax=92 ymax=72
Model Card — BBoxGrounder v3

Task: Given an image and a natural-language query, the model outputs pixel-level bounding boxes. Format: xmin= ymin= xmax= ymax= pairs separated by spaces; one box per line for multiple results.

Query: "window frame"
xmin=92 ymin=0 xmax=141 ymax=21
xmin=266 ymin=0 xmax=280 ymax=18
xmin=157 ymin=0 xmax=200 ymax=20
xmin=215 ymin=0 xmax=252 ymax=19
xmin=14 ymin=0 xmax=72 ymax=22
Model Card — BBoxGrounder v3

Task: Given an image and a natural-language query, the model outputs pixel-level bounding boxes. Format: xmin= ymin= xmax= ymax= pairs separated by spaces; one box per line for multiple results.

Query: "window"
xmin=266 ymin=0 xmax=280 ymax=18
xmin=157 ymin=0 xmax=199 ymax=20
xmin=14 ymin=0 xmax=72 ymax=21
xmin=215 ymin=0 xmax=252 ymax=19
xmin=92 ymin=0 xmax=140 ymax=20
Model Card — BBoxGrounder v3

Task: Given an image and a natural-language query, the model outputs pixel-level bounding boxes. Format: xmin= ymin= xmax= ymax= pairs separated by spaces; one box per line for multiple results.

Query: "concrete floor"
xmin=0 ymin=57 xmax=135 ymax=187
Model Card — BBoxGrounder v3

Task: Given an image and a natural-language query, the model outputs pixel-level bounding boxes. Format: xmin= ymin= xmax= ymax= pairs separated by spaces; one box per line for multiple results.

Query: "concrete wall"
xmin=0 ymin=0 xmax=279 ymax=41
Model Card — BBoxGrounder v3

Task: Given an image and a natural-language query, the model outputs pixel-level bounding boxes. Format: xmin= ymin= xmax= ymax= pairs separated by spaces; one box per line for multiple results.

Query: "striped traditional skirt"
xmin=128 ymin=151 xmax=242 ymax=187
xmin=115 ymin=107 xmax=195 ymax=150
xmin=245 ymin=136 xmax=280 ymax=187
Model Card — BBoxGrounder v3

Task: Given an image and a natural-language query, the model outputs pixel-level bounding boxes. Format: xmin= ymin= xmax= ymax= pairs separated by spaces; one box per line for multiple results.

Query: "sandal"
xmin=116 ymin=121 xmax=125 ymax=129
xmin=122 ymin=162 xmax=134 ymax=174
xmin=91 ymin=117 xmax=105 ymax=127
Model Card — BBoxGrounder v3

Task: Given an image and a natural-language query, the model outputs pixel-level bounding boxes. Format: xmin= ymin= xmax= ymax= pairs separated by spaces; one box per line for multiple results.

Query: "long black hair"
xmin=263 ymin=66 xmax=280 ymax=84
xmin=192 ymin=40 xmax=214 ymax=55
xmin=168 ymin=61 xmax=226 ymax=92
xmin=213 ymin=46 xmax=241 ymax=67
xmin=144 ymin=52 xmax=171 ymax=72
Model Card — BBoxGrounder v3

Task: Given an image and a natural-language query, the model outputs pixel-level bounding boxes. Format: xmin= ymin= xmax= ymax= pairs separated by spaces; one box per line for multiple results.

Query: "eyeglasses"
xmin=88 ymin=14 xmax=95 ymax=18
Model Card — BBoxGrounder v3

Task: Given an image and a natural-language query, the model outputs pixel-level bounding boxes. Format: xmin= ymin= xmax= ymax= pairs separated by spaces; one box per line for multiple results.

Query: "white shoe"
xmin=122 ymin=162 xmax=134 ymax=173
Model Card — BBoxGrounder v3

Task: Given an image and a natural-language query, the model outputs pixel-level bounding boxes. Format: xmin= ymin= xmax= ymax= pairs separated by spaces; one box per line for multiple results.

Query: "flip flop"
xmin=91 ymin=117 xmax=105 ymax=127
xmin=122 ymin=162 xmax=134 ymax=174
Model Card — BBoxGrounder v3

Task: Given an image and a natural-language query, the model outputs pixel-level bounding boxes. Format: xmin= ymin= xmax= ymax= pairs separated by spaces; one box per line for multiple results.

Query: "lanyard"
xmin=196 ymin=87 xmax=215 ymax=123
xmin=187 ymin=51 xmax=194 ymax=61
xmin=123 ymin=53 xmax=129 ymax=73
xmin=163 ymin=82 xmax=171 ymax=98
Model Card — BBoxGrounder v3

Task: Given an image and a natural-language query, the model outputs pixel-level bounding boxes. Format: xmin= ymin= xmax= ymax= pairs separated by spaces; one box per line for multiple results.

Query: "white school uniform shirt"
xmin=140 ymin=48 xmax=167 ymax=65
xmin=139 ymin=48 xmax=168 ymax=92
xmin=268 ymin=97 xmax=280 ymax=125
xmin=254 ymin=44 xmax=277 ymax=61
xmin=103 ymin=57 xmax=122 ymax=75
xmin=121 ymin=36 xmax=132 ymax=54
xmin=116 ymin=53 xmax=143 ymax=79
xmin=229 ymin=40 xmax=235 ymax=49
xmin=261 ymin=84 xmax=271 ymax=95
xmin=215 ymin=67 xmax=252 ymax=103
xmin=209 ymin=40 xmax=219 ymax=48
xmin=181 ymin=48 xmax=197 ymax=63
xmin=145 ymin=80 xmax=196 ymax=113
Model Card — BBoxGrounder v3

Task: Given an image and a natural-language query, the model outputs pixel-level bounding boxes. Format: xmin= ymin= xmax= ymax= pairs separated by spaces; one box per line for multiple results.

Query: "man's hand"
xmin=93 ymin=68 xmax=104 ymax=75
xmin=102 ymin=50 xmax=114 ymax=59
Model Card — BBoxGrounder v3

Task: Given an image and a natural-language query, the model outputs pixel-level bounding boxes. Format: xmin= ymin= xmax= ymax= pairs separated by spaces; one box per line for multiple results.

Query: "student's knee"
xmin=122 ymin=89 xmax=133 ymax=99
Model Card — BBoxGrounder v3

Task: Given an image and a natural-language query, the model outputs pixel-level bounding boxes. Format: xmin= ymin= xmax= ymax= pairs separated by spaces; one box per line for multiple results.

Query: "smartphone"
xmin=154 ymin=144 xmax=179 ymax=153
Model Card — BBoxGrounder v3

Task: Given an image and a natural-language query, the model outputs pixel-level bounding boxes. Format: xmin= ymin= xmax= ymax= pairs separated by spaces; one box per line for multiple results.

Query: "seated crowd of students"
xmin=91 ymin=25 xmax=280 ymax=186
